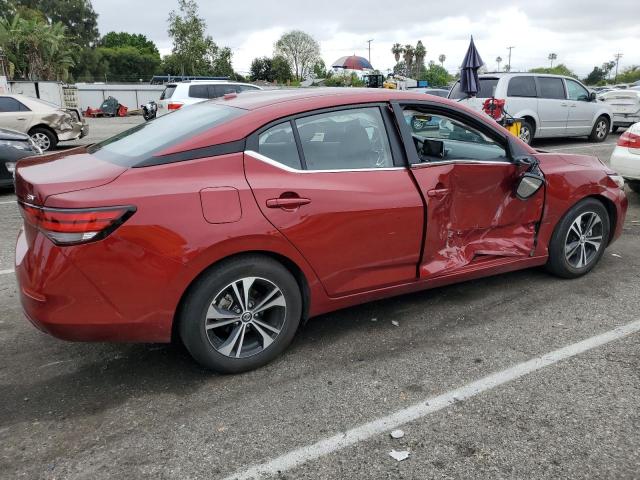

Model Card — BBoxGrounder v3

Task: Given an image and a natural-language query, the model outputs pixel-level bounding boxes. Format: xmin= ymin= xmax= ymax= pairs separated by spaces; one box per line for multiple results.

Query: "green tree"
xmin=0 ymin=13 xmax=74 ymax=80
xmin=391 ymin=43 xmax=403 ymax=63
xmin=100 ymin=32 xmax=159 ymax=56
xmin=275 ymin=30 xmax=320 ymax=81
xmin=272 ymin=55 xmax=292 ymax=83
xmin=529 ymin=64 xmax=577 ymax=78
xmin=250 ymin=56 xmax=273 ymax=82
xmin=402 ymin=44 xmax=414 ymax=77
xmin=584 ymin=66 xmax=607 ymax=85
xmin=617 ymin=65 xmax=640 ymax=84
xmin=12 ymin=0 xmax=99 ymax=47
xmin=414 ymin=41 xmax=426 ymax=78
xmin=312 ymin=58 xmax=327 ymax=78
xmin=419 ymin=62 xmax=452 ymax=87
xmin=167 ymin=0 xmax=231 ymax=76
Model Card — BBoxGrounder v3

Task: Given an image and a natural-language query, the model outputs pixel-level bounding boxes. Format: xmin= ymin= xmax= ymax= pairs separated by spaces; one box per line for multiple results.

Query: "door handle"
xmin=266 ymin=197 xmax=311 ymax=209
xmin=426 ymin=188 xmax=449 ymax=198
xmin=560 ymin=103 xmax=568 ymax=107
xmin=16 ymin=117 xmax=27 ymax=120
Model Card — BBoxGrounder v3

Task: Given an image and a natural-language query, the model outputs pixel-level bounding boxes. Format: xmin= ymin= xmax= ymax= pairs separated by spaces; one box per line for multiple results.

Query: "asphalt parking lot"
xmin=1 ymin=122 xmax=639 ymax=479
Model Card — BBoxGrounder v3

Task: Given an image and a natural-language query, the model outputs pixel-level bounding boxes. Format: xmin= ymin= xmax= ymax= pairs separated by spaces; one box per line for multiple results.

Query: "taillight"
xmin=617 ymin=131 xmax=640 ymax=149
xmin=167 ymin=102 xmax=184 ymax=111
xmin=18 ymin=202 xmax=135 ymax=245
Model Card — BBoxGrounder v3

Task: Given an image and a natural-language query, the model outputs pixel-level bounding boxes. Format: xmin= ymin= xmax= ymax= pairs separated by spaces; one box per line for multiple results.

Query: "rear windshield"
xmin=160 ymin=85 xmax=176 ymax=100
xmin=449 ymin=78 xmax=499 ymax=99
xmin=88 ymin=103 xmax=244 ymax=167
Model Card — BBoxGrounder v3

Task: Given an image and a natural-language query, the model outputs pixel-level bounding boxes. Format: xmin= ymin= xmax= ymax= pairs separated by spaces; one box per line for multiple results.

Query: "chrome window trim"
xmin=410 ymin=159 xmax=512 ymax=169
xmin=244 ymin=150 xmax=405 ymax=173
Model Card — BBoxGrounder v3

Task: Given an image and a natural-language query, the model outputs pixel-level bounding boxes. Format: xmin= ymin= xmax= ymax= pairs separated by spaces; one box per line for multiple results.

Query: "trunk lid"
xmin=14 ymin=146 xmax=127 ymax=206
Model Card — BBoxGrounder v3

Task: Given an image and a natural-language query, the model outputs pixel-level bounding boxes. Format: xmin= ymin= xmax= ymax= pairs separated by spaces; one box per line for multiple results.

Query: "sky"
xmin=92 ymin=0 xmax=640 ymax=78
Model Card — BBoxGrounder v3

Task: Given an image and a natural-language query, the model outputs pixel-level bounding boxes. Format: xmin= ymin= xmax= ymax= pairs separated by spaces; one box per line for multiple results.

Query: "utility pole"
xmin=507 ymin=46 xmax=515 ymax=72
xmin=367 ymin=39 xmax=373 ymax=64
xmin=614 ymin=52 xmax=623 ymax=83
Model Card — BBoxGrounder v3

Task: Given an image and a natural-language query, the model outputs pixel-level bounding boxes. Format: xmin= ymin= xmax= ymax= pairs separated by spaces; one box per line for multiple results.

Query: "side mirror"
xmin=516 ymin=172 xmax=544 ymax=200
xmin=589 ymin=91 xmax=597 ymax=102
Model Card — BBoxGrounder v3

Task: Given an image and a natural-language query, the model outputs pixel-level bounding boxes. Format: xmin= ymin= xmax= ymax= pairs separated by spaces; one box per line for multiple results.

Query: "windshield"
xmin=88 ymin=102 xmax=244 ymax=167
xmin=449 ymin=78 xmax=499 ymax=99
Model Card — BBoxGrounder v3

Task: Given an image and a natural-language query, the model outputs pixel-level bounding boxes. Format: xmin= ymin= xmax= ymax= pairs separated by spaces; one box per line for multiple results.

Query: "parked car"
xmin=410 ymin=88 xmax=450 ymax=97
xmin=0 ymin=127 xmax=41 ymax=188
xmin=157 ymin=80 xmax=262 ymax=116
xmin=449 ymin=73 xmax=613 ymax=144
xmin=0 ymin=94 xmax=88 ymax=152
xmin=610 ymin=122 xmax=640 ymax=193
xmin=598 ymin=90 xmax=640 ymax=132
xmin=14 ymin=89 xmax=627 ymax=373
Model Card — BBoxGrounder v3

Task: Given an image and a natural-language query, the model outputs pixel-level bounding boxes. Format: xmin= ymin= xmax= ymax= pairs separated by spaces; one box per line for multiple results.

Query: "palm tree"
xmin=438 ymin=54 xmax=446 ymax=67
xmin=496 ymin=56 xmax=502 ymax=71
xmin=403 ymin=44 xmax=415 ymax=77
xmin=548 ymin=53 xmax=557 ymax=68
xmin=414 ymin=41 xmax=426 ymax=78
xmin=391 ymin=43 xmax=403 ymax=63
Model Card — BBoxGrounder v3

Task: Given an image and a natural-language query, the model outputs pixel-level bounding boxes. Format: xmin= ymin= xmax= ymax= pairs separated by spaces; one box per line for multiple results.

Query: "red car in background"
xmin=14 ymin=89 xmax=627 ymax=373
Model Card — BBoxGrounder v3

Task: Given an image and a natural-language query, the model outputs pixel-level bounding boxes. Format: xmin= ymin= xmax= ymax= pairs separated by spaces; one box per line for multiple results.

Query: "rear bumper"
xmin=15 ymin=228 xmax=172 ymax=343
xmin=611 ymin=148 xmax=640 ymax=181
xmin=612 ymin=114 xmax=640 ymax=127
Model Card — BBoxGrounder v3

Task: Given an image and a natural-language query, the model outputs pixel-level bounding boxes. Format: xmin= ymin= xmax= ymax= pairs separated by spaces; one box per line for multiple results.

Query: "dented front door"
xmin=410 ymin=161 xmax=544 ymax=277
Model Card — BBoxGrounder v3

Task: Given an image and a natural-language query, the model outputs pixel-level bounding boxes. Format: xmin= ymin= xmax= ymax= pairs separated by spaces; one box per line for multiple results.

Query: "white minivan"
xmin=449 ymin=73 xmax=613 ymax=144
xmin=157 ymin=80 xmax=262 ymax=116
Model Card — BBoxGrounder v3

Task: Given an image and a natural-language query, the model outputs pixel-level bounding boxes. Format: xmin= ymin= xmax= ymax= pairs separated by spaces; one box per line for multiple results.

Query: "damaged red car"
xmin=14 ymin=89 xmax=627 ymax=373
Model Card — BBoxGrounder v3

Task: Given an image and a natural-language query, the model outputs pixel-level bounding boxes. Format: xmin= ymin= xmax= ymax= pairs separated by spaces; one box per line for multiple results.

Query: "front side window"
xmin=294 ymin=107 xmax=393 ymax=170
xmin=537 ymin=78 xmax=566 ymax=99
xmin=507 ymin=76 xmax=537 ymax=97
xmin=258 ymin=122 xmax=302 ymax=169
xmin=566 ymin=79 xmax=590 ymax=101
xmin=403 ymin=108 xmax=507 ymax=163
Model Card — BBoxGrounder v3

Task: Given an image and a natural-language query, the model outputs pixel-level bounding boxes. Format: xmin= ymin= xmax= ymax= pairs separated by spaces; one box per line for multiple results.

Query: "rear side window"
xmin=449 ymin=78 xmax=499 ymax=99
xmin=88 ymin=103 xmax=244 ymax=167
xmin=258 ymin=122 xmax=302 ymax=169
xmin=160 ymin=85 xmax=176 ymax=100
xmin=295 ymin=107 xmax=393 ymax=170
xmin=507 ymin=77 xmax=537 ymax=97
xmin=188 ymin=84 xmax=209 ymax=99
xmin=0 ymin=97 xmax=28 ymax=112
xmin=212 ymin=84 xmax=242 ymax=98
xmin=537 ymin=78 xmax=566 ymax=99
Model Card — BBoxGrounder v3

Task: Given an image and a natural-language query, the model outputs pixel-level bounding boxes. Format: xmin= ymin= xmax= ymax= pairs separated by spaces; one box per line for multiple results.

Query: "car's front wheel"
xmin=546 ymin=198 xmax=610 ymax=278
xmin=29 ymin=127 xmax=58 ymax=152
xmin=518 ymin=119 xmax=534 ymax=145
xmin=179 ymin=255 xmax=302 ymax=373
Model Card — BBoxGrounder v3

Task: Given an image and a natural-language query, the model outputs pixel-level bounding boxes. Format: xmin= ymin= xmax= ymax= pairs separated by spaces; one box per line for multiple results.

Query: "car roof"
xmin=158 ymin=88 xmax=478 ymax=155
xmin=478 ymin=72 xmax=576 ymax=80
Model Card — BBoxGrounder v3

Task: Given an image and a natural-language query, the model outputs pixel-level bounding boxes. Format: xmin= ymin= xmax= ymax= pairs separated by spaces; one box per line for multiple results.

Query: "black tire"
xmin=627 ymin=180 xmax=640 ymax=194
xmin=29 ymin=127 xmax=58 ymax=152
xmin=179 ymin=255 xmax=302 ymax=373
xmin=518 ymin=119 xmax=534 ymax=145
xmin=546 ymin=198 xmax=610 ymax=279
xmin=589 ymin=116 xmax=610 ymax=143
xmin=611 ymin=126 xmax=619 ymax=133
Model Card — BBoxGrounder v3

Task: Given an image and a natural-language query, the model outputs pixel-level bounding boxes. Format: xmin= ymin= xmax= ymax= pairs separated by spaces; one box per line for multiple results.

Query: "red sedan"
xmin=14 ymin=89 xmax=627 ymax=373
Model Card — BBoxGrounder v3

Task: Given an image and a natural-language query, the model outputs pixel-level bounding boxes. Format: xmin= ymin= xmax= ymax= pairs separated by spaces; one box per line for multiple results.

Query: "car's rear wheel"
xmin=611 ymin=126 xmax=619 ymax=133
xmin=518 ymin=119 xmax=534 ymax=144
xmin=179 ymin=256 xmax=302 ymax=373
xmin=589 ymin=116 xmax=610 ymax=143
xmin=546 ymin=198 xmax=610 ymax=278
xmin=29 ymin=127 xmax=57 ymax=152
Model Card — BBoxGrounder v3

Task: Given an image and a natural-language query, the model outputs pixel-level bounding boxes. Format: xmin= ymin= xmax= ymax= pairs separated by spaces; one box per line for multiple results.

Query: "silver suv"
xmin=157 ymin=81 xmax=262 ymax=116
xmin=449 ymin=73 xmax=613 ymax=144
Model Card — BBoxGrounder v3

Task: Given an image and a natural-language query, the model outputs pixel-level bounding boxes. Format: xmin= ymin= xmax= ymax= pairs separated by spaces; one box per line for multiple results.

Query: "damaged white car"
xmin=0 ymin=94 xmax=88 ymax=151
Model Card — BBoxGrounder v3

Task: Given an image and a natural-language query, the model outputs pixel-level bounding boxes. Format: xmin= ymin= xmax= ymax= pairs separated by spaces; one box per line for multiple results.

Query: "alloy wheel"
xmin=31 ymin=132 xmax=51 ymax=151
xmin=204 ymin=276 xmax=287 ymax=358
xmin=519 ymin=126 xmax=531 ymax=144
xmin=595 ymin=120 xmax=607 ymax=140
xmin=564 ymin=211 xmax=603 ymax=269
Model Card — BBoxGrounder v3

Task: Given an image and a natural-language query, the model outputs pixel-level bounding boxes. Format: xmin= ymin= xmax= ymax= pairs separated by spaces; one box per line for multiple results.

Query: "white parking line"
xmin=0 ymin=200 xmax=16 ymax=205
xmin=223 ymin=319 xmax=640 ymax=480
xmin=0 ymin=269 xmax=14 ymax=275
